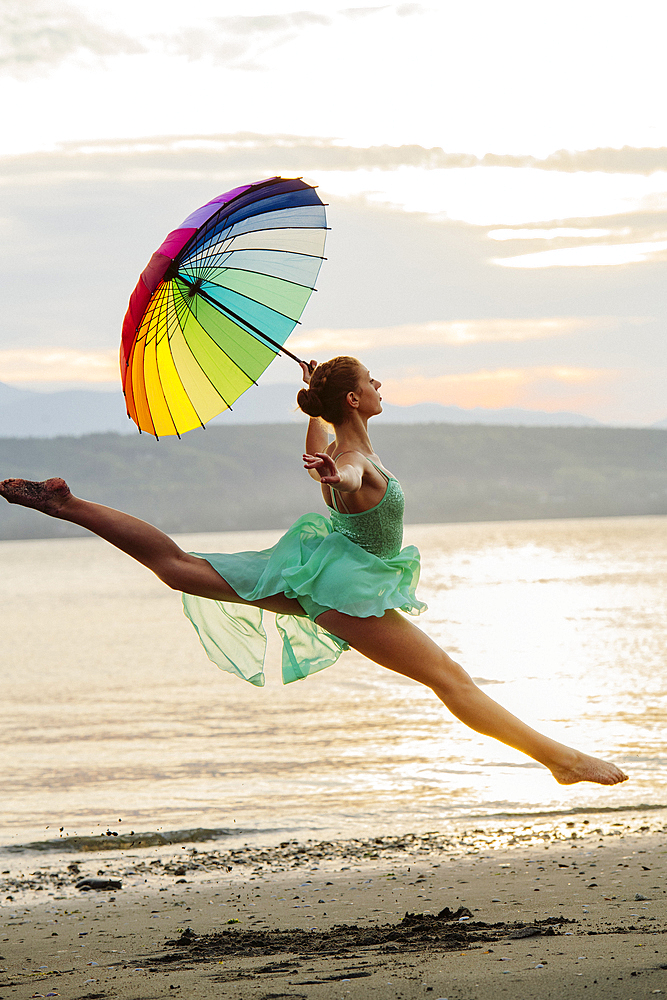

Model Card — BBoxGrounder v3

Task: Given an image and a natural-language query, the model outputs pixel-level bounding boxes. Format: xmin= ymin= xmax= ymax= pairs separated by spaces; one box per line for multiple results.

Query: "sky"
xmin=1 ymin=0 xmax=667 ymax=423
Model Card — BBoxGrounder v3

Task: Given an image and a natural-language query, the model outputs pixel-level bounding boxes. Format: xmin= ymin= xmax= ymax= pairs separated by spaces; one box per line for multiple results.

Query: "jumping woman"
xmin=0 ymin=356 xmax=627 ymax=787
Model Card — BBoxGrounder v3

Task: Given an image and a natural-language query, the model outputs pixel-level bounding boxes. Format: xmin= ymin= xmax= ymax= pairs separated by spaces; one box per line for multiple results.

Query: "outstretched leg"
xmin=0 ymin=478 xmax=305 ymax=616
xmin=1 ymin=479 xmax=629 ymax=787
xmin=315 ymin=607 xmax=628 ymax=787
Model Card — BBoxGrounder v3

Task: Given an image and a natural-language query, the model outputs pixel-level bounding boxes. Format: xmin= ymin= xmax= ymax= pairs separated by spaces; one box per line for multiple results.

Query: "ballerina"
xmin=0 ymin=355 xmax=627 ymax=787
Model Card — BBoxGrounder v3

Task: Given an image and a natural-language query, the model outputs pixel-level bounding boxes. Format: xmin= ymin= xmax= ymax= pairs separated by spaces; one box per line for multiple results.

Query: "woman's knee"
xmin=429 ymin=651 xmax=476 ymax=698
xmin=155 ymin=562 xmax=187 ymax=590
xmin=155 ymin=553 xmax=212 ymax=592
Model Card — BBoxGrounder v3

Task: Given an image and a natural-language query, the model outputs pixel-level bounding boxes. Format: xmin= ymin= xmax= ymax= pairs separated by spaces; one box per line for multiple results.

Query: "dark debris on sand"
xmin=152 ymin=909 xmax=574 ymax=962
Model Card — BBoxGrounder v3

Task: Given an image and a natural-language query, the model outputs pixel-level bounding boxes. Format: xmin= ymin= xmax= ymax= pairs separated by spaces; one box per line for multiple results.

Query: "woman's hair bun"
xmin=296 ymin=356 xmax=362 ymax=424
xmin=296 ymin=386 xmax=323 ymax=418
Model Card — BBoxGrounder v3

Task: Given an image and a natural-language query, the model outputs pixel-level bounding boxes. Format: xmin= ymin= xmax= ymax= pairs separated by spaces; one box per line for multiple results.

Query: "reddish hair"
xmin=296 ymin=356 xmax=363 ymax=425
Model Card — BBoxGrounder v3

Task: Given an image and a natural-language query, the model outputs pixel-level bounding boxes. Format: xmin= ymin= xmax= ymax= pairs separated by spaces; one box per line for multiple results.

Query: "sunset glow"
xmin=381 ymin=367 xmax=617 ymax=413
xmin=0 ymin=1 xmax=665 ymax=423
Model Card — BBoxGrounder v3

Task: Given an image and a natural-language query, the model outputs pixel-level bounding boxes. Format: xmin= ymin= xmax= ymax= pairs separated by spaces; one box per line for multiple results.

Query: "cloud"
xmin=2 ymin=1 xmax=667 ymax=163
xmin=0 ymin=134 xmax=475 ymax=186
xmin=169 ymin=5 xmax=416 ymax=67
xmin=0 ymin=2 xmax=402 ymax=78
xmin=341 ymin=6 xmax=391 ymax=19
xmin=317 ymin=165 xmax=667 ymax=227
xmin=4 ymin=135 xmax=667 ymax=213
xmin=5 ymin=140 xmax=667 ymax=233
xmin=395 ymin=3 xmax=427 ymax=14
xmin=171 ymin=10 xmax=331 ymax=66
xmin=0 ymin=0 xmax=143 ymax=75
xmin=43 ymin=134 xmax=667 ymax=177
xmin=290 ymin=317 xmax=615 ymax=353
xmin=495 ymin=240 xmax=667 ymax=268
xmin=488 ymin=228 xmax=620 ymax=241
xmin=0 ymin=349 xmax=118 ymax=382
xmin=496 ymin=147 xmax=667 ymax=177
xmin=381 ymin=366 xmax=618 ymax=412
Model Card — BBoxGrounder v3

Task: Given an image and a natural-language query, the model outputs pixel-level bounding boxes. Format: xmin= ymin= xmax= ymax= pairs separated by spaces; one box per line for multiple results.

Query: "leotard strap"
xmin=329 ymin=450 xmax=390 ymax=514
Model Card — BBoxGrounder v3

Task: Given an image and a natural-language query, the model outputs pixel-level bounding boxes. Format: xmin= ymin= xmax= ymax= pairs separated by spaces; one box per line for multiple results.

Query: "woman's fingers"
xmin=303 ymin=452 xmax=339 ymax=484
xmin=303 ymin=453 xmax=332 ymax=467
xmin=299 ymin=359 xmax=318 ymax=383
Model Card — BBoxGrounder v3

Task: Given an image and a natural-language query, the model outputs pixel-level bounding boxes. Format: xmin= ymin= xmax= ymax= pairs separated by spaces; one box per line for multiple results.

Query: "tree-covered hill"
xmin=1 ymin=424 xmax=666 ymax=540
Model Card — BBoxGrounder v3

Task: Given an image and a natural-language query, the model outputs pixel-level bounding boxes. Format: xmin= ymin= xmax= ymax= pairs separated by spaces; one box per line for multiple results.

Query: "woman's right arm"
xmin=300 ymin=359 xmax=330 ymax=481
xmin=305 ymin=418 xmax=329 ymax=472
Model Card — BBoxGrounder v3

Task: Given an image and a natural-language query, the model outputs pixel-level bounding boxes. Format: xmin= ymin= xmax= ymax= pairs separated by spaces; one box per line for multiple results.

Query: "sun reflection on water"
xmin=1 ymin=515 xmax=666 ymax=848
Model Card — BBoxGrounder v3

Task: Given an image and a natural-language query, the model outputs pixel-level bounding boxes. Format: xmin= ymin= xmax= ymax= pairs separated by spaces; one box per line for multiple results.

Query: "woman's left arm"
xmin=303 ymin=453 xmax=364 ymax=493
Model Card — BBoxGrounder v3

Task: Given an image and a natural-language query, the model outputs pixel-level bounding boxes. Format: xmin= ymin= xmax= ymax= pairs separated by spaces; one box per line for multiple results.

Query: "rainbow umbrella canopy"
xmin=120 ymin=176 xmax=327 ymax=437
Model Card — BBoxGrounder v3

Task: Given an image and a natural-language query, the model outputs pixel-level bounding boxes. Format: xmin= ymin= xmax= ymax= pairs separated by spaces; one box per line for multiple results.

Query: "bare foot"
xmin=0 ymin=477 xmax=73 ymax=517
xmin=550 ymin=749 xmax=628 ymax=786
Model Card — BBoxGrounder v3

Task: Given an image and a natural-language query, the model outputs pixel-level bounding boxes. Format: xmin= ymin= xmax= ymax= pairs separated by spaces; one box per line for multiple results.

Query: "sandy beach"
xmin=2 ymin=812 xmax=667 ymax=1000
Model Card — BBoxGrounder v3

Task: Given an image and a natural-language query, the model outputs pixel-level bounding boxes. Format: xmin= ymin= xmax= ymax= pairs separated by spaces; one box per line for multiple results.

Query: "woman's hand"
xmin=303 ymin=452 xmax=340 ymax=485
xmin=299 ymin=359 xmax=317 ymax=385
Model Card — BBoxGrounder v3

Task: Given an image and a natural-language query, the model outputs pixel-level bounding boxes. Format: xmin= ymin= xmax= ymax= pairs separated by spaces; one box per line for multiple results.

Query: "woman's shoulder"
xmin=334 ymin=450 xmax=395 ymax=481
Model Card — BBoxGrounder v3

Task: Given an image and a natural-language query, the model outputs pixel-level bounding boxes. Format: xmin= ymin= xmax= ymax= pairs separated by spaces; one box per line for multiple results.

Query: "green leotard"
xmin=182 ymin=459 xmax=426 ymax=687
xmin=328 ymin=458 xmax=405 ymax=559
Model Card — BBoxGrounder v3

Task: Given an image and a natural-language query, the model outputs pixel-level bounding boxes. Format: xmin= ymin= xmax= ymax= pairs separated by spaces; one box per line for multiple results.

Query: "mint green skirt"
xmin=182 ymin=512 xmax=427 ymax=687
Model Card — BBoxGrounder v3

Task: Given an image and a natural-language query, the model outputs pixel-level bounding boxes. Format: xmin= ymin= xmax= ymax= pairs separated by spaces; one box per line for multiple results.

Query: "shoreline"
xmin=3 ymin=815 xmax=667 ymax=999
xmin=3 ymin=804 xmax=666 ymax=875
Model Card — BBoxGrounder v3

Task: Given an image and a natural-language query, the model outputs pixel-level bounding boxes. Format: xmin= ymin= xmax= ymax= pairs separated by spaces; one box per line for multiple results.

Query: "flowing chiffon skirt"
xmin=182 ymin=512 xmax=427 ymax=686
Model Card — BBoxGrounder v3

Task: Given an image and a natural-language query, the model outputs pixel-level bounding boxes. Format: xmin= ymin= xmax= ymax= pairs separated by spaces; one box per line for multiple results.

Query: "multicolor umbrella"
xmin=120 ymin=176 xmax=327 ymax=437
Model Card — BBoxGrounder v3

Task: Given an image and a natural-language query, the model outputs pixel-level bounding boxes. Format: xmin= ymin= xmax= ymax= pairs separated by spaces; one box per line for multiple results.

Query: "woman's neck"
xmin=333 ymin=413 xmax=374 ymax=456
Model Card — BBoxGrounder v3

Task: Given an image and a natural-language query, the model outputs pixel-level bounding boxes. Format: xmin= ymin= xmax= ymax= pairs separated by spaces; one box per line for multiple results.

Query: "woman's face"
xmin=355 ymin=365 xmax=383 ymax=417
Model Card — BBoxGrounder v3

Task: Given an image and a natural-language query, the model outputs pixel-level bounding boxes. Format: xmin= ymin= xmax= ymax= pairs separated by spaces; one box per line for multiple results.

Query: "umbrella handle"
xmin=276 ymin=343 xmax=310 ymax=369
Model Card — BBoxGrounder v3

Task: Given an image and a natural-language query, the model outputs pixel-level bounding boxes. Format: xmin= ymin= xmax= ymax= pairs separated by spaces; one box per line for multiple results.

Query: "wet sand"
xmin=2 ymin=815 xmax=667 ymax=999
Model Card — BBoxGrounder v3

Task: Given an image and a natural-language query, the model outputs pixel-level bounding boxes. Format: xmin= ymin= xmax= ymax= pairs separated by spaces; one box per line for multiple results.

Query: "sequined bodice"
xmin=328 ymin=471 xmax=405 ymax=560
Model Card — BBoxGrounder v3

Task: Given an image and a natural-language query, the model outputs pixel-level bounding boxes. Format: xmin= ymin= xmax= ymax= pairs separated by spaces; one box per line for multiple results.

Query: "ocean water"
xmin=1 ymin=516 xmax=666 ymax=856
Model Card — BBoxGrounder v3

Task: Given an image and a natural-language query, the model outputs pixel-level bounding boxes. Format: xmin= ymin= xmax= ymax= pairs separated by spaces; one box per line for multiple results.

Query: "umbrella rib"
xmin=175 ymin=193 xmax=328 ymax=274
xmin=183 ymin=230 xmax=327 ymax=287
xmin=206 ymin=224 xmax=329 ymax=242
xmin=133 ymin=297 xmax=164 ymax=439
xmin=175 ymin=284 xmax=265 ymax=388
xmin=178 ymin=277 xmax=305 ymax=365
xmin=148 ymin=283 xmax=211 ymax=431
xmin=153 ymin=285 xmax=189 ymax=437
xmin=162 ymin=294 xmax=209 ymax=431
xmin=181 ymin=262 xmax=320 ymax=294
xmin=180 ymin=270 xmax=311 ymax=326
xmin=141 ymin=284 xmax=176 ymax=438
xmin=173 ymin=283 xmax=249 ymax=411
xmin=182 ymin=212 xmax=327 ymax=284
xmin=192 ymin=227 xmax=328 ymax=250
xmin=188 ymin=230 xmax=328 ymax=270
xmin=169 ymin=283 xmax=234 ymax=415
xmin=173 ymin=178 xmax=292 ymax=268
xmin=219 ymin=247 xmax=326 ymax=263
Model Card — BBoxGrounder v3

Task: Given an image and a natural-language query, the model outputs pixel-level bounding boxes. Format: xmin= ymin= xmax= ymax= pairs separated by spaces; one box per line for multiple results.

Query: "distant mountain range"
xmin=0 ymin=381 xmax=661 ymax=437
